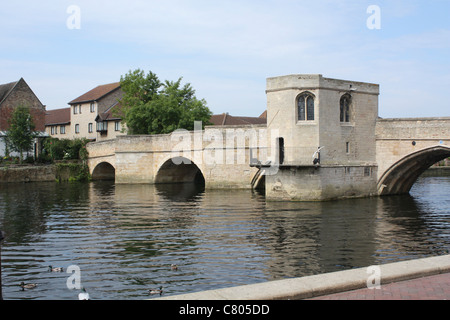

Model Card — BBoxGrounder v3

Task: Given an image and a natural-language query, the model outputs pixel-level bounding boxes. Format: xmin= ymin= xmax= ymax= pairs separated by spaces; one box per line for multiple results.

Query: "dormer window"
xmin=297 ymin=92 xmax=315 ymax=121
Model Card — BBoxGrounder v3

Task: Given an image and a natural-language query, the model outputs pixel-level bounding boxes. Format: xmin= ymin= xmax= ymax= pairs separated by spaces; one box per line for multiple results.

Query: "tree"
xmin=6 ymin=106 xmax=36 ymax=164
xmin=119 ymin=69 xmax=212 ymax=135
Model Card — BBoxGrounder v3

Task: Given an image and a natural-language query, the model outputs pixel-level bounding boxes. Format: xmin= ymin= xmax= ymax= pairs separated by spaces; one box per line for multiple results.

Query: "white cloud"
xmin=0 ymin=1 xmax=449 ymax=117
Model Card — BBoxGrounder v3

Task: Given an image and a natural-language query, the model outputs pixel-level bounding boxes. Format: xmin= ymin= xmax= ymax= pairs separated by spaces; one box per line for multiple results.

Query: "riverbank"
xmin=0 ymin=164 xmax=56 ymax=183
xmin=153 ymin=254 xmax=450 ymax=300
xmin=423 ymin=166 xmax=450 ymax=176
xmin=0 ymin=162 xmax=90 ymax=183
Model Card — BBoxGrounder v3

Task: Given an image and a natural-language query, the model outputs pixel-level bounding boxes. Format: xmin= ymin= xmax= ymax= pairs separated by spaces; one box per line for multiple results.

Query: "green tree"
xmin=119 ymin=69 xmax=212 ymax=135
xmin=6 ymin=106 xmax=36 ymax=164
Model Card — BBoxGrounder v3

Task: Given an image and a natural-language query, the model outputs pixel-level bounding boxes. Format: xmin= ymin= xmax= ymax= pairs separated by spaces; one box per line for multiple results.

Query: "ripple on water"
xmin=0 ymin=176 xmax=449 ymax=299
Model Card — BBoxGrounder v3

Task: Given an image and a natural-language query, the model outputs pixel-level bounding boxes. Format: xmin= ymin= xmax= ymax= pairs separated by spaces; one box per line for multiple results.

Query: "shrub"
xmin=43 ymin=138 xmax=89 ymax=161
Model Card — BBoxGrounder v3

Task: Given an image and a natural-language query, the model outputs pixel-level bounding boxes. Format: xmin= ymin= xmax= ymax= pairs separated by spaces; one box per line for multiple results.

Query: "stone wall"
xmin=375 ymin=117 xmax=450 ymax=181
xmin=0 ymin=165 xmax=56 ymax=183
xmin=266 ymin=165 xmax=378 ymax=201
xmin=87 ymin=125 xmax=267 ymax=188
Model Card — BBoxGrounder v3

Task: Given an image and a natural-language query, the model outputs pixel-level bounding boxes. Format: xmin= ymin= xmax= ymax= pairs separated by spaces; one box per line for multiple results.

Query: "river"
xmin=0 ymin=172 xmax=449 ymax=300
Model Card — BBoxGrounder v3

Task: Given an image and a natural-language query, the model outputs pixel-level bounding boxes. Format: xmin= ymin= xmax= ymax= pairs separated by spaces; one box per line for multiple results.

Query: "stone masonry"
xmin=86 ymin=74 xmax=450 ymax=201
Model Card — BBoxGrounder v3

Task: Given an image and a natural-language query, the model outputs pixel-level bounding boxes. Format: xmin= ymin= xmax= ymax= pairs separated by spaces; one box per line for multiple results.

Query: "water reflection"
xmin=0 ymin=174 xmax=449 ymax=300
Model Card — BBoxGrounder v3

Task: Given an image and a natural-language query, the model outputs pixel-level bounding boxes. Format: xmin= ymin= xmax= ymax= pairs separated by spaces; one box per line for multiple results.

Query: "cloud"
xmin=0 ymin=1 xmax=449 ymax=118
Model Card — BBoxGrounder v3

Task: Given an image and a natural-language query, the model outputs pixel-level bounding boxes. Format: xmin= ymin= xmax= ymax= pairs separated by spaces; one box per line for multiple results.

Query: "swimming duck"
xmin=48 ymin=265 xmax=64 ymax=272
xmin=78 ymin=287 xmax=90 ymax=300
xmin=149 ymin=286 xmax=163 ymax=295
xmin=20 ymin=282 xmax=38 ymax=290
xmin=171 ymin=264 xmax=178 ymax=271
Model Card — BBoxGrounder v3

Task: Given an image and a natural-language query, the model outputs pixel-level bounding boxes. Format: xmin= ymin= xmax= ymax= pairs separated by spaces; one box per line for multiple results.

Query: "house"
xmin=68 ymin=82 xmax=124 ymax=141
xmin=0 ymin=78 xmax=48 ymax=158
xmin=45 ymin=79 xmax=268 ymax=142
xmin=95 ymin=101 xmax=124 ymax=141
xmin=45 ymin=107 xmax=71 ymax=139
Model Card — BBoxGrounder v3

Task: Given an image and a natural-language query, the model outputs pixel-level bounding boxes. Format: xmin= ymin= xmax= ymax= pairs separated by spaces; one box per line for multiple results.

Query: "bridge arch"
xmin=155 ymin=157 xmax=205 ymax=185
xmin=378 ymin=145 xmax=450 ymax=196
xmin=91 ymin=161 xmax=116 ymax=181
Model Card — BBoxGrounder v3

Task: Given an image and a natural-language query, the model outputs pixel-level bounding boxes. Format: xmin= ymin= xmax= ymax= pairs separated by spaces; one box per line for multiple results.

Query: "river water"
xmin=0 ymin=172 xmax=449 ymax=300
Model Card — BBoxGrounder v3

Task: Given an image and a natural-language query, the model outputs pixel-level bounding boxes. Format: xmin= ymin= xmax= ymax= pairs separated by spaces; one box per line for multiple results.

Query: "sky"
xmin=0 ymin=0 xmax=449 ymax=118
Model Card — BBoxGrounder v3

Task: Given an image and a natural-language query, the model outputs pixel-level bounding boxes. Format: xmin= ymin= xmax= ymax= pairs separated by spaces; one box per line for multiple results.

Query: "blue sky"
xmin=1 ymin=0 xmax=449 ymax=118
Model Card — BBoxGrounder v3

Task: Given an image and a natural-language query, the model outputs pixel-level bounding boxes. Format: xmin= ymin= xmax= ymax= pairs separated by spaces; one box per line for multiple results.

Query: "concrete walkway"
xmin=154 ymin=255 xmax=450 ymax=300
xmin=309 ymin=272 xmax=450 ymax=300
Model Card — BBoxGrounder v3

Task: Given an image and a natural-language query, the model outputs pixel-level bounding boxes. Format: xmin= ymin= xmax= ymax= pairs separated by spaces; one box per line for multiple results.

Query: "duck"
xmin=78 ymin=287 xmax=90 ymax=300
xmin=149 ymin=286 xmax=163 ymax=295
xmin=171 ymin=264 xmax=178 ymax=271
xmin=20 ymin=282 xmax=38 ymax=290
xmin=48 ymin=265 xmax=64 ymax=272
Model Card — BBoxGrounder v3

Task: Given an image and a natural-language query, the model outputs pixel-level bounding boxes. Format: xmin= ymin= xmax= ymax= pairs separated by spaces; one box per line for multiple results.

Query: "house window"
xmin=346 ymin=142 xmax=350 ymax=154
xmin=51 ymin=126 xmax=57 ymax=135
xmin=115 ymin=121 xmax=120 ymax=131
xmin=90 ymin=103 xmax=95 ymax=113
xmin=297 ymin=92 xmax=315 ymax=121
xmin=75 ymin=124 xmax=80 ymax=134
xmin=88 ymin=123 xmax=93 ymax=133
xmin=340 ymin=94 xmax=351 ymax=123
xmin=73 ymin=106 xmax=78 ymax=114
xmin=60 ymin=125 xmax=66 ymax=134
xmin=97 ymin=121 xmax=107 ymax=133
xmin=79 ymin=105 xmax=82 ymax=114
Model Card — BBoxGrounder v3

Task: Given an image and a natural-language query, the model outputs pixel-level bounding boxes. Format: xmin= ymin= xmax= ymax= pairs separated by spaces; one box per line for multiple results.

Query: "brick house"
xmin=0 ymin=78 xmax=48 ymax=158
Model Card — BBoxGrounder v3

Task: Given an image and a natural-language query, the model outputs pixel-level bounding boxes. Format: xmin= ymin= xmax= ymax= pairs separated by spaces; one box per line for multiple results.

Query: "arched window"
xmin=297 ymin=92 xmax=315 ymax=121
xmin=340 ymin=94 xmax=351 ymax=123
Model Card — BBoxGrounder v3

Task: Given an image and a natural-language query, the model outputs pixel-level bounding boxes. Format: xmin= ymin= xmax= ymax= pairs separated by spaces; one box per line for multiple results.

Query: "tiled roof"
xmin=209 ymin=113 xmax=267 ymax=126
xmin=45 ymin=107 xmax=71 ymax=125
xmin=0 ymin=80 xmax=19 ymax=106
xmin=69 ymin=82 xmax=121 ymax=104
xmin=96 ymin=102 xmax=123 ymax=122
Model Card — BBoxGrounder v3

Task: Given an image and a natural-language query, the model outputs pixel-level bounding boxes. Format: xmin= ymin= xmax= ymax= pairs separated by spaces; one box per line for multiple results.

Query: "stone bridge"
xmin=86 ymin=124 xmax=269 ymax=190
xmin=86 ymin=117 xmax=450 ymax=198
xmin=376 ymin=117 xmax=450 ymax=195
xmin=85 ymin=74 xmax=450 ymax=201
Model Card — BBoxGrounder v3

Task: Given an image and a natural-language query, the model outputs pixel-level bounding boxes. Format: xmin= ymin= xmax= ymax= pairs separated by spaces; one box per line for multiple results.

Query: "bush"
xmin=43 ymin=138 xmax=89 ymax=161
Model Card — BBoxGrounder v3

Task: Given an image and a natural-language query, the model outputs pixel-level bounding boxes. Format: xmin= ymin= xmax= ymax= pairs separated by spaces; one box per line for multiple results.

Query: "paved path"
xmin=309 ymin=272 xmax=450 ymax=300
xmin=155 ymin=255 xmax=450 ymax=300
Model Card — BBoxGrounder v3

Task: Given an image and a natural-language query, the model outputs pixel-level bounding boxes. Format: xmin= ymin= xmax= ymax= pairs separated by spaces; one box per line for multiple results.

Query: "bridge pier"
xmin=265 ymin=165 xmax=378 ymax=201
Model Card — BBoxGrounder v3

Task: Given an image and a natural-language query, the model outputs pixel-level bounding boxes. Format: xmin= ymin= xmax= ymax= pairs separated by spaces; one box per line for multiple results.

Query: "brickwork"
xmin=310 ymin=273 xmax=450 ymax=300
xmin=0 ymin=78 xmax=46 ymax=131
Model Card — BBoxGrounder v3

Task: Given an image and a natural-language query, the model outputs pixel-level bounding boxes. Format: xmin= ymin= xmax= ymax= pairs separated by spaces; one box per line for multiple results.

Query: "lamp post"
xmin=0 ymin=230 xmax=4 ymax=300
